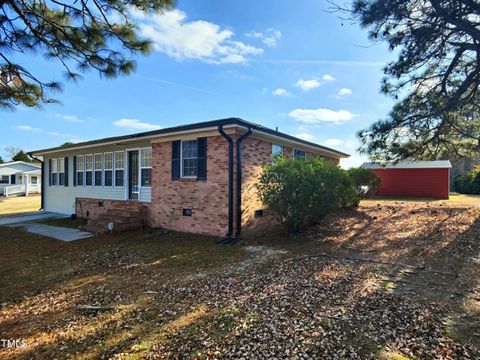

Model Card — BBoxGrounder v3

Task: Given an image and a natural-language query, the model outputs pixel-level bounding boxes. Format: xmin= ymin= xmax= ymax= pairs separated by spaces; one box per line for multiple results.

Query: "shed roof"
xmin=361 ymin=160 xmax=452 ymax=169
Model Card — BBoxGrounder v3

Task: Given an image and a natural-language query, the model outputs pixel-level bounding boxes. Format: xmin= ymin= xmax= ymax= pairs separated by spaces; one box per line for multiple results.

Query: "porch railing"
xmin=3 ymin=184 xmax=26 ymax=197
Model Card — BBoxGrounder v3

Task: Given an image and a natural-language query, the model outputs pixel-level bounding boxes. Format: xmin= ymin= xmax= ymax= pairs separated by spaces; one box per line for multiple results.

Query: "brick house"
xmin=29 ymin=118 xmax=348 ymax=238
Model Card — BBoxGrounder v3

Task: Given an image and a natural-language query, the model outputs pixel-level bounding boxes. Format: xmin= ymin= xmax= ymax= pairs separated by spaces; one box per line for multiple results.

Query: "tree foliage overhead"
xmin=0 ymin=0 xmax=175 ymax=110
xmin=338 ymin=0 xmax=480 ymax=161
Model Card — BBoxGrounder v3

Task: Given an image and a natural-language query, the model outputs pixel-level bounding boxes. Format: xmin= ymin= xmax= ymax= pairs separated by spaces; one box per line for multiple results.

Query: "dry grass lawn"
xmin=0 ymin=195 xmax=41 ymax=216
xmin=1 ymin=199 xmax=480 ymax=359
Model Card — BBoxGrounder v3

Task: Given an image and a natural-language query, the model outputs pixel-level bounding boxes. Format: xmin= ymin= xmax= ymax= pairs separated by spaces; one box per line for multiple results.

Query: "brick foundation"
xmin=76 ymin=197 xmax=150 ymax=233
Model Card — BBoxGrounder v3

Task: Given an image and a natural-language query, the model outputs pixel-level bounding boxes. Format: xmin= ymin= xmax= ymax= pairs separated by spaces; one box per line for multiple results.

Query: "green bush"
xmin=347 ymin=168 xmax=381 ymax=204
xmin=256 ymin=157 xmax=358 ymax=234
xmin=454 ymin=166 xmax=480 ymax=194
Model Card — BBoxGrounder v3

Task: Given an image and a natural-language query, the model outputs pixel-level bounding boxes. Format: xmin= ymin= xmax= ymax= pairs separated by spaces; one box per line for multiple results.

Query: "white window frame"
xmin=58 ymin=157 xmax=65 ymax=186
xmin=180 ymin=140 xmax=198 ymax=179
xmin=77 ymin=155 xmax=85 ymax=187
xmin=293 ymin=149 xmax=306 ymax=160
xmin=51 ymin=158 xmax=58 ymax=186
xmin=114 ymin=151 xmax=125 ymax=188
xmin=103 ymin=152 xmax=113 ymax=187
xmin=30 ymin=176 xmax=38 ymax=185
xmin=94 ymin=153 xmax=103 ymax=187
xmin=0 ymin=175 xmax=9 ymax=184
xmin=140 ymin=147 xmax=152 ymax=187
xmin=85 ymin=154 xmax=93 ymax=187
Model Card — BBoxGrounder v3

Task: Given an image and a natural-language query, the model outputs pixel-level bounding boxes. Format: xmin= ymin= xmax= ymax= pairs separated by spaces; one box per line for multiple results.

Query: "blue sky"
xmin=0 ymin=0 xmax=395 ymax=167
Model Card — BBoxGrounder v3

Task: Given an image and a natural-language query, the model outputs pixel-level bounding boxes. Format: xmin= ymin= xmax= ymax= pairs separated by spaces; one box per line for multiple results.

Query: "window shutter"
xmin=64 ymin=157 xmax=69 ymax=187
xmin=197 ymin=137 xmax=207 ymax=180
xmin=48 ymin=159 xmax=52 ymax=186
xmin=172 ymin=140 xmax=181 ymax=180
xmin=73 ymin=156 xmax=77 ymax=187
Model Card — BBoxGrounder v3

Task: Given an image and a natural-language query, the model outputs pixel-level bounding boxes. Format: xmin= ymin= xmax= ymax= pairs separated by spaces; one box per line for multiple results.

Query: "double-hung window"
xmin=51 ymin=158 xmax=58 ymax=185
xmin=94 ymin=153 xmax=103 ymax=186
xmin=104 ymin=153 xmax=113 ymax=187
xmin=58 ymin=158 xmax=65 ymax=185
xmin=181 ymin=140 xmax=198 ymax=178
xmin=272 ymin=144 xmax=283 ymax=159
xmin=294 ymin=149 xmax=306 ymax=159
xmin=85 ymin=155 xmax=93 ymax=186
xmin=140 ymin=148 xmax=152 ymax=186
xmin=114 ymin=151 xmax=124 ymax=187
xmin=31 ymin=176 xmax=38 ymax=185
xmin=0 ymin=175 xmax=8 ymax=184
xmin=77 ymin=155 xmax=84 ymax=186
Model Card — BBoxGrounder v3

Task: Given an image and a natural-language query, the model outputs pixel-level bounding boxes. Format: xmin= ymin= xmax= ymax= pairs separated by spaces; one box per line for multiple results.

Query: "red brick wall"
xmin=150 ymin=135 xmax=230 ymax=237
xmin=75 ymin=197 xmax=150 ymax=232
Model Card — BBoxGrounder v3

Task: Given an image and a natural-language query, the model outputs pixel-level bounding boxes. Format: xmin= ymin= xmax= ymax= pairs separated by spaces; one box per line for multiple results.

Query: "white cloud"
xmin=113 ymin=118 xmax=162 ymax=131
xmin=295 ymin=132 xmax=315 ymax=141
xmin=294 ymin=78 xmax=321 ymax=92
xmin=47 ymin=131 xmax=74 ymax=137
xmin=272 ymin=88 xmax=290 ymax=96
xmin=246 ymin=28 xmax=282 ymax=47
xmin=62 ymin=115 xmax=84 ymax=123
xmin=16 ymin=125 xmax=41 ymax=132
xmin=324 ymin=138 xmax=344 ymax=147
xmin=55 ymin=113 xmax=85 ymax=123
xmin=288 ymin=108 xmax=355 ymax=123
xmin=132 ymin=9 xmax=263 ymax=64
xmin=335 ymin=88 xmax=352 ymax=99
xmin=322 ymin=74 xmax=336 ymax=82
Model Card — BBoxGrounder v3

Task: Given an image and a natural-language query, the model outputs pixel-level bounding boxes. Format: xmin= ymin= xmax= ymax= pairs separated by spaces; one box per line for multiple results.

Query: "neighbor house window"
xmin=114 ymin=151 xmax=124 ymax=187
xmin=77 ymin=155 xmax=84 ymax=186
xmin=181 ymin=140 xmax=198 ymax=177
xmin=140 ymin=148 xmax=152 ymax=186
xmin=0 ymin=175 xmax=8 ymax=184
xmin=294 ymin=149 xmax=306 ymax=159
xmin=31 ymin=176 xmax=38 ymax=185
xmin=272 ymin=144 xmax=283 ymax=159
xmin=94 ymin=153 xmax=103 ymax=186
xmin=51 ymin=158 xmax=57 ymax=185
xmin=85 ymin=155 xmax=93 ymax=186
xmin=104 ymin=153 xmax=113 ymax=187
xmin=58 ymin=158 xmax=65 ymax=186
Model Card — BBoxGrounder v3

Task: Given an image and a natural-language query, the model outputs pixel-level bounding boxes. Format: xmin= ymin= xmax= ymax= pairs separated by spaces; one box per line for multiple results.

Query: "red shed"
xmin=361 ymin=161 xmax=452 ymax=199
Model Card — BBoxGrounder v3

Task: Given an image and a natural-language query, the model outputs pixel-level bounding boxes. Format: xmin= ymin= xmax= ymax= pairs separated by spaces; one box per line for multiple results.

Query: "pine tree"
xmin=335 ymin=1 xmax=480 ymax=161
xmin=0 ymin=0 xmax=175 ymax=110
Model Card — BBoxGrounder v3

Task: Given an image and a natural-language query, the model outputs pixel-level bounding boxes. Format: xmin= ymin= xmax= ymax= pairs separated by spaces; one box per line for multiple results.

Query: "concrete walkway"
xmin=0 ymin=211 xmax=65 ymax=226
xmin=20 ymin=223 xmax=93 ymax=242
xmin=0 ymin=211 xmax=93 ymax=241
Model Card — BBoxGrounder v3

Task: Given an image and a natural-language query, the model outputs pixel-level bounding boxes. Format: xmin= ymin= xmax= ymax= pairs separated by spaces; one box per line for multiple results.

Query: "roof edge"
xmin=28 ymin=118 xmax=349 ymax=158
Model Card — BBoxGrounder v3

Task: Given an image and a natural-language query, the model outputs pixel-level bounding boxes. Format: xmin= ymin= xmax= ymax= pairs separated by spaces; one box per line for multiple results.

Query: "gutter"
xmin=235 ymin=126 xmax=252 ymax=238
xmin=217 ymin=125 xmax=234 ymax=239
xmin=28 ymin=154 xmax=44 ymax=211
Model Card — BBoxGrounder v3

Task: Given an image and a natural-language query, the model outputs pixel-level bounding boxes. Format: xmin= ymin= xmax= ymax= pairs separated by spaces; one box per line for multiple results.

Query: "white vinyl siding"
xmin=43 ymin=144 xmax=151 ymax=215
